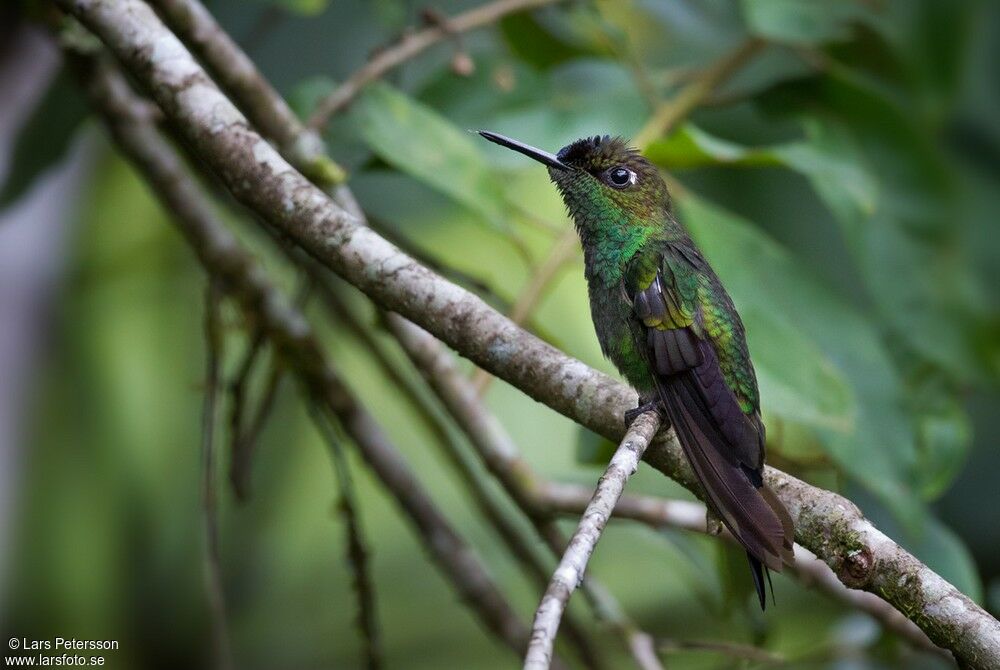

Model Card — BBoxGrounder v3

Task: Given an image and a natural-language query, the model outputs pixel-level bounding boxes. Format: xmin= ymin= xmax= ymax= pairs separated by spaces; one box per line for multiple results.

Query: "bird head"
xmin=478 ymin=131 xmax=670 ymax=230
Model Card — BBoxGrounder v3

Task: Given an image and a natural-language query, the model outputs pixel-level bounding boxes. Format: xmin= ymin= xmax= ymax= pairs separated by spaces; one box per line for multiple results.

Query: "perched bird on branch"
xmin=479 ymin=131 xmax=795 ymax=609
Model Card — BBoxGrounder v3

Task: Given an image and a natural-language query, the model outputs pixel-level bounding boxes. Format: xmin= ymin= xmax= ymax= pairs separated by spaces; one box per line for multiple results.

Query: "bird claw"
xmin=624 ymin=399 xmax=661 ymax=427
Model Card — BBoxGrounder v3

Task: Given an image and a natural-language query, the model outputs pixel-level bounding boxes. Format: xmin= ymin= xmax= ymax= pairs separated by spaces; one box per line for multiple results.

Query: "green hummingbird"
xmin=479 ymin=131 xmax=794 ymax=609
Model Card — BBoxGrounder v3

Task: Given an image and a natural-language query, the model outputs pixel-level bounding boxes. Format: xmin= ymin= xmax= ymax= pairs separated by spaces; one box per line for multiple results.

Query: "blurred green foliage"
xmin=3 ymin=0 xmax=999 ymax=668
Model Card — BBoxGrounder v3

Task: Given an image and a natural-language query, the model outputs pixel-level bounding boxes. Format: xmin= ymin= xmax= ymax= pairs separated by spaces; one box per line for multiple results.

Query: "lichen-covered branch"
xmin=76 ymin=53 xmax=543 ymax=666
xmin=524 ymin=412 xmax=660 ymax=670
xmin=59 ymin=2 xmax=1000 ymax=666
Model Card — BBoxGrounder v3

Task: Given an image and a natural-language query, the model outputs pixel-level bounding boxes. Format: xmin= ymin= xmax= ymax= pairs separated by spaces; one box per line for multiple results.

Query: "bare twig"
xmin=308 ymin=404 xmax=381 ymax=670
xmin=77 ymin=56 xmax=549 ymax=667
xmin=63 ymin=3 xmax=996 ymax=665
xmin=524 ymin=412 xmax=660 ymax=670
xmin=199 ymin=281 xmax=233 ymax=670
xmin=306 ymin=0 xmax=569 ymax=129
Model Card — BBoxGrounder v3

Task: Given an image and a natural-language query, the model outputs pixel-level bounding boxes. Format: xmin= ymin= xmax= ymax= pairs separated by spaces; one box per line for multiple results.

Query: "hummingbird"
xmin=479 ymin=131 xmax=794 ymax=609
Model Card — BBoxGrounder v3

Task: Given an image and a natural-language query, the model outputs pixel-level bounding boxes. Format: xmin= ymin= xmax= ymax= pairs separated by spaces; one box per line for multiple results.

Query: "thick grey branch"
xmin=60 ymin=2 xmax=999 ymax=666
xmin=524 ymin=412 xmax=660 ymax=670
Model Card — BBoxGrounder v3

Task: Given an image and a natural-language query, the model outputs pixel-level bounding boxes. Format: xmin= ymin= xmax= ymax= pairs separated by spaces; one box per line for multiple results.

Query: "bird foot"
xmin=624 ymin=399 xmax=661 ymax=427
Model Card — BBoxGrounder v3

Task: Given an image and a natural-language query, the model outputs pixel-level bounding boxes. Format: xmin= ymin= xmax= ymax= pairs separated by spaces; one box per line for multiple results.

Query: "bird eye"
xmin=607 ymin=166 xmax=636 ymax=188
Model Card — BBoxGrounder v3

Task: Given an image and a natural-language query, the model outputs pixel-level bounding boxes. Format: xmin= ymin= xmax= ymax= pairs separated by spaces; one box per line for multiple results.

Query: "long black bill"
xmin=477 ymin=130 xmax=571 ymax=171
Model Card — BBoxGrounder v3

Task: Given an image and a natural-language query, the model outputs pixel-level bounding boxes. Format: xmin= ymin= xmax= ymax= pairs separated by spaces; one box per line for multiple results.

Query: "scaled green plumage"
xmin=480 ymin=131 xmax=794 ymax=610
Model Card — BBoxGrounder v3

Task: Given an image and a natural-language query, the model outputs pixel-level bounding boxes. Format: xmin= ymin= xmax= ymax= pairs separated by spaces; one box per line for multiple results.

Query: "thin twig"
xmin=306 ymin=0 xmax=570 ymax=129
xmin=524 ymin=412 xmax=660 ymax=670
xmin=308 ymin=403 xmax=382 ymax=670
xmin=200 ymin=281 xmax=234 ymax=670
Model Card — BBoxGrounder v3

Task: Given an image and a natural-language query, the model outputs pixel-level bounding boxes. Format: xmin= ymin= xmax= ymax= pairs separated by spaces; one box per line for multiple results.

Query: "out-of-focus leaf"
xmin=647 ymin=122 xmax=878 ymax=214
xmin=741 ymin=305 xmax=854 ymax=432
xmin=678 ymin=196 xmax=856 ymax=433
xmin=575 ymin=425 xmax=617 ymax=466
xmin=715 ymin=541 xmax=754 ymax=613
xmin=288 ymin=75 xmax=336 ymax=119
xmin=909 ymin=375 xmax=972 ymax=500
xmin=740 ymin=0 xmax=877 ymax=45
xmin=498 ymin=10 xmax=596 ymax=70
xmin=677 ymin=194 xmax=924 ymax=530
xmin=758 ymin=70 xmax=996 ymax=384
xmin=480 ymin=59 xmax=648 ymax=154
xmin=657 ymin=105 xmax=994 ymax=385
xmin=354 ymin=83 xmax=509 ymax=232
xmin=252 ymin=0 xmax=328 ymax=16
xmin=646 ymin=124 xmax=781 ymax=170
xmin=1 ymin=67 xmax=87 ymax=206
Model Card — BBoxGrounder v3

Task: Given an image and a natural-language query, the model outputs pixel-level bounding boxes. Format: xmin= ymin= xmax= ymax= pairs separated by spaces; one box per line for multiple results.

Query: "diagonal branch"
xmin=524 ymin=412 xmax=660 ymax=669
xmin=59 ymin=2 xmax=998 ymax=666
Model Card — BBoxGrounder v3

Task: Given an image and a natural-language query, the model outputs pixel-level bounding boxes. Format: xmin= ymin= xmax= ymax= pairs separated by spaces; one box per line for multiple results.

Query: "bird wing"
xmin=627 ymin=247 xmax=793 ymax=584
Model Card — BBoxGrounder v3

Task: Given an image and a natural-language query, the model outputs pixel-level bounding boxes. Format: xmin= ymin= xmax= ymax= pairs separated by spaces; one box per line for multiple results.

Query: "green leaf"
xmin=646 ymin=124 xmax=783 ymax=170
xmin=575 ymin=425 xmax=617 ymax=466
xmin=740 ymin=0 xmax=877 ymax=45
xmin=677 ymin=196 xmax=855 ymax=433
xmin=1 ymin=66 xmax=87 ymax=207
xmin=741 ymin=305 xmax=854 ymax=432
xmin=676 ymin=194 xmax=924 ymax=530
xmin=909 ymin=375 xmax=972 ymax=500
xmin=499 ymin=11 xmax=595 ymax=70
xmin=715 ymin=541 xmax=755 ymax=613
xmin=908 ymin=516 xmax=983 ymax=604
xmin=354 ymin=83 xmax=510 ymax=232
xmin=251 ymin=0 xmax=328 ymax=16
xmin=647 ymin=122 xmax=878 ymax=215
xmin=288 ymin=75 xmax=336 ymax=120
xmin=760 ymin=72 xmax=992 ymax=383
